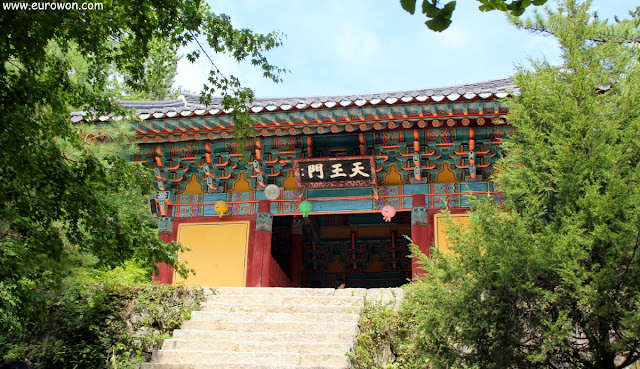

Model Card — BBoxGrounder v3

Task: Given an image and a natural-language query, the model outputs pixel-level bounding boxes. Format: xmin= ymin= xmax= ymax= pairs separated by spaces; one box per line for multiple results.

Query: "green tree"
xmin=0 ymin=0 xmax=283 ymax=340
xmin=406 ymin=1 xmax=640 ymax=368
xmin=400 ymin=0 xmax=548 ymax=31
xmin=112 ymin=36 xmax=181 ymax=101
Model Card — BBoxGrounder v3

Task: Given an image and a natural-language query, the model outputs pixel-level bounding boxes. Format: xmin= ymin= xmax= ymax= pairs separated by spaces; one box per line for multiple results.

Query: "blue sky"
xmin=174 ymin=0 xmax=634 ymax=98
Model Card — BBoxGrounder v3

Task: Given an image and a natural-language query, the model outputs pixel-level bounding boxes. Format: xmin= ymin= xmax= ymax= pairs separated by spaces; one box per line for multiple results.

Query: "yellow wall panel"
xmin=435 ymin=162 xmax=458 ymax=183
xmin=434 ymin=213 xmax=470 ymax=254
xmin=282 ymin=169 xmax=298 ymax=191
xmin=181 ymin=174 xmax=205 ymax=195
xmin=175 ymin=221 xmax=250 ymax=287
xmin=230 ymin=172 xmax=253 ymax=193
xmin=381 ymin=164 xmax=405 ymax=186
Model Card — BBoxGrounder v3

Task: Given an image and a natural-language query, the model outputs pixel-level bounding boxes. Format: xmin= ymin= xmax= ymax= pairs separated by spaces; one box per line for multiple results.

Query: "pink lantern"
xmin=381 ymin=205 xmax=397 ymax=222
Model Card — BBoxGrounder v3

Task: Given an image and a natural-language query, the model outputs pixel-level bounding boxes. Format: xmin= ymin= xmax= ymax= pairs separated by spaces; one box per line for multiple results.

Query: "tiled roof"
xmin=77 ymin=77 xmax=516 ymax=122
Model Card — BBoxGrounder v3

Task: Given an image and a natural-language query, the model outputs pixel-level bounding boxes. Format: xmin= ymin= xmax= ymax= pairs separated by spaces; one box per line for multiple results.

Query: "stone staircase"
xmin=141 ymin=287 xmax=368 ymax=369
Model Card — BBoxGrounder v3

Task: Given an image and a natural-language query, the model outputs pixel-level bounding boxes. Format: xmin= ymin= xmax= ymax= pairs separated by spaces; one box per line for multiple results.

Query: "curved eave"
xmin=74 ymin=78 xmax=517 ymax=124
xmin=137 ymin=90 xmax=514 ymax=121
xmin=133 ymin=99 xmax=511 ymax=144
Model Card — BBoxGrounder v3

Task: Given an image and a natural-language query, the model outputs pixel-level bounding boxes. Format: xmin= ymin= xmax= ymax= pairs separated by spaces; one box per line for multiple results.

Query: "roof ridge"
xmin=72 ymin=77 xmax=517 ymax=122
xmin=179 ymin=77 xmax=515 ymax=104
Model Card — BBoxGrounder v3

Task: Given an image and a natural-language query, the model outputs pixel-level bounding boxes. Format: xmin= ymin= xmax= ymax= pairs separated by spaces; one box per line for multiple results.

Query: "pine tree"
xmin=406 ymin=1 xmax=640 ymax=368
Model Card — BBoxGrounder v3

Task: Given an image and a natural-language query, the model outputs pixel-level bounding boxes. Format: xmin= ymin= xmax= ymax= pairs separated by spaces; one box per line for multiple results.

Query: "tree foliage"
xmin=401 ymin=0 xmax=548 ymax=31
xmin=3 ymin=284 xmax=206 ymax=369
xmin=406 ymin=1 xmax=640 ymax=368
xmin=0 ymin=0 xmax=283 ymax=339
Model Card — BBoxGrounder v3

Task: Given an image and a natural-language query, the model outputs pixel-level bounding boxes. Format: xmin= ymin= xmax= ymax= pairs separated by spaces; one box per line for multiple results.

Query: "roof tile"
xmin=75 ymin=77 xmax=517 ymax=121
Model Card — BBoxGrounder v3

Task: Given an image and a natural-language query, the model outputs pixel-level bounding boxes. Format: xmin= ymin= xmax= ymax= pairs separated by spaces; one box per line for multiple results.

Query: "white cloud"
xmin=172 ymin=0 xmax=626 ymax=99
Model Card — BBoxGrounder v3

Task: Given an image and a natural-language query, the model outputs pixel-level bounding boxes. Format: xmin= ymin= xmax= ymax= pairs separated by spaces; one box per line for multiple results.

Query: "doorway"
xmin=300 ymin=212 xmax=412 ymax=288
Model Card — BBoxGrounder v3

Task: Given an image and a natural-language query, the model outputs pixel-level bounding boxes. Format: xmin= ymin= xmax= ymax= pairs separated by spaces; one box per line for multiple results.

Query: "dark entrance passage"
xmin=269 ymin=213 xmax=412 ymax=288
xmin=300 ymin=213 xmax=412 ymax=288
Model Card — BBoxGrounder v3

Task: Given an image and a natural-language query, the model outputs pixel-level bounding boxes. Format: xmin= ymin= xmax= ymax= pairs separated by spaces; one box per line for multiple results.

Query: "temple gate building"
xmin=116 ymin=78 xmax=515 ymax=288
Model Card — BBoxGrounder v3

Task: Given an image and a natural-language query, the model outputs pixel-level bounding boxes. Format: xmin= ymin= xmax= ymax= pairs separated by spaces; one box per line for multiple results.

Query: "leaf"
xmin=442 ymin=1 xmax=457 ymax=16
xmin=400 ymin=0 xmax=416 ymax=15
xmin=506 ymin=1 xmax=522 ymax=11
xmin=511 ymin=7 xmax=527 ymax=16
xmin=426 ymin=16 xmax=452 ymax=32
xmin=422 ymin=0 xmax=439 ymax=17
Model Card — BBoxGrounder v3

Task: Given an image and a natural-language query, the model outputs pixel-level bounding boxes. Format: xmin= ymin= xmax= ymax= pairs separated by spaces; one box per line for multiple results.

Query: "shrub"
xmin=351 ymin=296 xmax=431 ymax=369
xmin=1 ymin=284 xmax=206 ymax=369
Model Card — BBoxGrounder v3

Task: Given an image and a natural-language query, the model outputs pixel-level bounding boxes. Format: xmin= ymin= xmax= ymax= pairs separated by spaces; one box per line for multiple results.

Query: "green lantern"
xmin=299 ymin=201 xmax=313 ymax=217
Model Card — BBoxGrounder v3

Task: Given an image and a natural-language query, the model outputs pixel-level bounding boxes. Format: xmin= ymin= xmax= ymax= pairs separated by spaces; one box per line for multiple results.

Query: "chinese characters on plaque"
xmin=292 ymin=156 xmax=378 ymax=189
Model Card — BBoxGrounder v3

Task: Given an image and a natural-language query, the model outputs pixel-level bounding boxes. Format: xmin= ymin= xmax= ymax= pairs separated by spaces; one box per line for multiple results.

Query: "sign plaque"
xmin=292 ymin=156 xmax=378 ymax=189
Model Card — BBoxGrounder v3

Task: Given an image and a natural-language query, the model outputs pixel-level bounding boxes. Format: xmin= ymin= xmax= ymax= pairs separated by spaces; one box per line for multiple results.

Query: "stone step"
xmin=180 ymin=320 xmax=358 ymax=334
xmin=212 ymin=287 xmax=368 ymax=297
xmin=142 ymin=364 xmax=347 ymax=369
xmin=144 ymin=288 xmax=369 ymax=369
xmin=150 ymin=350 xmax=350 ymax=367
xmin=161 ymin=339 xmax=352 ymax=354
xmin=189 ymin=311 xmax=360 ymax=323
xmin=171 ymin=330 xmax=358 ymax=343
xmin=204 ymin=294 xmax=363 ymax=306
xmin=199 ymin=302 xmax=361 ymax=314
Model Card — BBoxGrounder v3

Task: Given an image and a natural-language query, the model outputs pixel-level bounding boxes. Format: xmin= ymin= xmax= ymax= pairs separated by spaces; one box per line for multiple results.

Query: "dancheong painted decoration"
xmin=79 ymin=78 xmax=516 ymax=288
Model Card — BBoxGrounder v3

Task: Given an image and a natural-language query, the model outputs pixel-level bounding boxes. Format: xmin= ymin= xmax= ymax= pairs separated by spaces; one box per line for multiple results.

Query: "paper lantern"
xmin=214 ymin=200 xmax=228 ymax=218
xmin=299 ymin=201 xmax=313 ymax=217
xmin=381 ymin=205 xmax=396 ymax=222
xmin=264 ymin=184 xmax=280 ymax=200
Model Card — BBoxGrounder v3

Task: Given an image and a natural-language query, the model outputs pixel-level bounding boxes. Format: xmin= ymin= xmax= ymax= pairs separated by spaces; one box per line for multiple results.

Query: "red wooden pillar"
xmin=153 ymin=217 xmax=175 ymax=284
xmin=254 ymin=200 xmax=273 ymax=287
xmin=410 ymin=194 xmax=429 ymax=280
xmin=290 ymin=216 xmax=303 ymax=287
